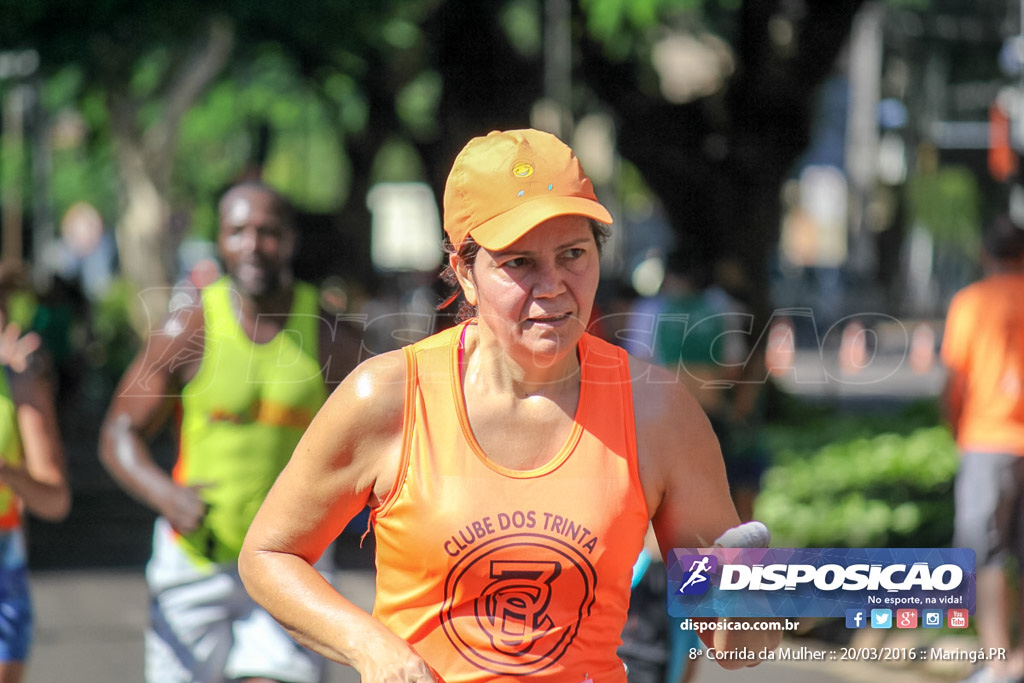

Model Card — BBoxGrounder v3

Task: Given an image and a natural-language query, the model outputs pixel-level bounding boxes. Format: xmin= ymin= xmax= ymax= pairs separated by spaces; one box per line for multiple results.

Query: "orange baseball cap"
xmin=443 ymin=129 xmax=613 ymax=250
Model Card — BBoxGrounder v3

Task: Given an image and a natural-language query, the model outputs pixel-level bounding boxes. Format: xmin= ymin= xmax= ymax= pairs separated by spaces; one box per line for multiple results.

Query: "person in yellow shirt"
xmin=99 ymin=182 xmax=360 ymax=683
xmin=0 ymin=263 xmax=71 ymax=683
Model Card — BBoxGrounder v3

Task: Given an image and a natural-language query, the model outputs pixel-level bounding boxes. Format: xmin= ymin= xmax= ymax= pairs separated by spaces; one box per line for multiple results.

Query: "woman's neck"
xmin=461 ymin=324 xmax=581 ymax=400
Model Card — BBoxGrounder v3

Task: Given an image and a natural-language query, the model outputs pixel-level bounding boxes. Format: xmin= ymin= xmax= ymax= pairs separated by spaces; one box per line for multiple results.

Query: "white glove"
xmin=713 ymin=521 xmax=770 ymax=548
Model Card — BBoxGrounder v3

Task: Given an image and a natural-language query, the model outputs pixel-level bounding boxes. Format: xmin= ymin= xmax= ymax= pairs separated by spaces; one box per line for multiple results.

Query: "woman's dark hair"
xmin=982 ymin=214 xmax=1024 ymax=261
xmin=438 ymin=219 xmax=611 ymax=321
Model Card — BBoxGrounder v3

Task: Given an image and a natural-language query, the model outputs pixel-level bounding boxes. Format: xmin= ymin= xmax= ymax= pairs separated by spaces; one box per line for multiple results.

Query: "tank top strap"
xmin=372 ymin=322 xmax=464 ymax=520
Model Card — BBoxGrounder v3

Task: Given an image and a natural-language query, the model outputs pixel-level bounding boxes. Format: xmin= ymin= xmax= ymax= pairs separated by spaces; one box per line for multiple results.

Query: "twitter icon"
xmin=870 ymin=609 xmax=892 ymax=629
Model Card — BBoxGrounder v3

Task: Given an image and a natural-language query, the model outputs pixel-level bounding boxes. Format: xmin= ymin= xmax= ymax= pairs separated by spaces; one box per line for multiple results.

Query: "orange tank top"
xmin=371 ymin=321 xmax=649 ymax=682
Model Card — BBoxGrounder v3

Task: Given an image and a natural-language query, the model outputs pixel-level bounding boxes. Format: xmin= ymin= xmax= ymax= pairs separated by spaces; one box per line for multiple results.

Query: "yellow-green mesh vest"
xmin=0 ymin=370 xmax=23 ymax=529
xmin=176 ymin=277 xmax=326 ymax=565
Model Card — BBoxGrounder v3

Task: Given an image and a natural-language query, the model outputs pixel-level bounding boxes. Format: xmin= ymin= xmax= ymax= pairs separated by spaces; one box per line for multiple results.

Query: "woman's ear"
xmin=452 ymin=255 xmax=478 ymax=307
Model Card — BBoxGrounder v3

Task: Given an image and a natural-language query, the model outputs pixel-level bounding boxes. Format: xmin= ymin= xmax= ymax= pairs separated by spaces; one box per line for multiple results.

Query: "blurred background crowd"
xmin=0 ymin=0 xmax=1013 ymax=607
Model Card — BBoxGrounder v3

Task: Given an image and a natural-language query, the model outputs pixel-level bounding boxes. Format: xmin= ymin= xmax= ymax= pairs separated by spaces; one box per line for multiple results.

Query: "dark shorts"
xmin=953 ymin=451 xmax=1024 ymax=569
xmin=619 ymin=554 xmax=669 ymax=682
xmin=0 ymin=530 xmax=33 ymax=662
xmin=619 ymin=553 xmax=701 ymax=683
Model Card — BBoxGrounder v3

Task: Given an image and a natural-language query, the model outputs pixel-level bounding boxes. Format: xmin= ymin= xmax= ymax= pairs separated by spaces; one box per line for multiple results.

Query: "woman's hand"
xmin=0 ymin=314 xmax=41 ymax=374
xmin=353 ymin=635 xmax=440 ymax=683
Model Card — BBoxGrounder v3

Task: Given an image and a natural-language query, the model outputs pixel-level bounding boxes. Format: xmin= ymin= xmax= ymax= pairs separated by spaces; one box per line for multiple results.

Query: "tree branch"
xmin=143 ymin=15 xmax=235 ymax=169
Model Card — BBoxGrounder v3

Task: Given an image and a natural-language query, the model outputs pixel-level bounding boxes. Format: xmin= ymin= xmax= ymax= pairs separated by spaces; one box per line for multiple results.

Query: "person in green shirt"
xmin=99 ymin=181 xmax=360 ymax=683
xmin=0 ymin=262 xmax=71 ymax=683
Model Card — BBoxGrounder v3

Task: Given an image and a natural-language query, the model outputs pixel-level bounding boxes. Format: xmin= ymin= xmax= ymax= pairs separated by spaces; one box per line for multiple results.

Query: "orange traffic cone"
xmin=766 ymin=317 xmax=796 ymax=376
xmin=839 ymin=320 xmax=868 ymax=374
xmin=909 ymin=323 xmax=936 ymax=375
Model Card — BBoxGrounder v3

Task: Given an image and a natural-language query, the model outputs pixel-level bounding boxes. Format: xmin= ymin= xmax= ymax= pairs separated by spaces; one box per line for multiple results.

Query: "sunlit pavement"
xmin=29 ymin=567 xmax=982 ymax=683
xmin=28 ymin=567 xmax=373 ymax=683
xmin=26 ymin=343 xmax=954 ymax=682
xmin=694 ymin=631 xmax=979 ymax=683
xmin=770 ymin=343 xmax=946 ymax=405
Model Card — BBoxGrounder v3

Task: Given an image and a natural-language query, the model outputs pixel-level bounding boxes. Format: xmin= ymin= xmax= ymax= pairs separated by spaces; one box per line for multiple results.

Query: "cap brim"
xmin=470 ymin=196 xmax=613 ymax=250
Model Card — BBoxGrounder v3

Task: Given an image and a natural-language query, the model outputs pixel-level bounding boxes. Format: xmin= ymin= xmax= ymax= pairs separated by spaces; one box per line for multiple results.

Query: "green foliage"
xmin=381 ymin=18 xmax=421 ymax=50
xmin=82 ymin=277 xmax=142 ymax=401
xmin=906 ymin=165 xmax=981 ymax=258
xmin=321 ymin=73 xmax=369 ymax=134
xmin=263 ymin=122 xmax=345 ymax=212
xmin=176 ymin=48 xmax=348 ymax=237
xmin=130 ymin=48 xmax=171 ymax=97
xmin=396 ymin=70 xmax=442 ymax=140
xmin=41 ymin=66 xmax=117 ymax=225
xmin=755 ymin=400 xmax=958 ymax=549
xmin=370 ymin=138 xmax=428 ymax=185
xmin=580 ymin=0 xmax=704 ymax=51
xmin=501 ymin=0 xmax=543 ymax=59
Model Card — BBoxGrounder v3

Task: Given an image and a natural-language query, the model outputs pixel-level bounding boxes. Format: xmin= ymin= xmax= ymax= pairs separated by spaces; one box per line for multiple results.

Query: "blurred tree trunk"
xmin=418 ymin=0 xmax=542 ymax=204
xmin=410 ymin=0 xmax=863 ymax=336
xmin=580 ymin=0 xmax=865 ymax=327
xmin=107 ymin=17 xmax=234 ymax=334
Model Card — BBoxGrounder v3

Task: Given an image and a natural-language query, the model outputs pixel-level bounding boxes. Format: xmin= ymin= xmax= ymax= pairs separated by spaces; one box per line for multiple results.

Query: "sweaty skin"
xmin=239 ymin=216 xmax=780 ymax=682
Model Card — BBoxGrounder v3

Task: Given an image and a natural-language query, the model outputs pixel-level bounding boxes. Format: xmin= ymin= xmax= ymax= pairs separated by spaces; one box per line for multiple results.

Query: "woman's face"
xmin=455 ymin=215 xmax=600 ymax=364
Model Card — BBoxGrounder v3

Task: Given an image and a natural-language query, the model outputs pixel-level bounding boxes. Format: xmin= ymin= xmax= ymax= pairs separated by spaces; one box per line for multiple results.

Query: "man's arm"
xmin=240 ymin=351 xmax=441 ymax=681
xmin=98 ymin=305 xmax=207 ymax=534
xmin=941 ymin=368 xmax=965 ymax=440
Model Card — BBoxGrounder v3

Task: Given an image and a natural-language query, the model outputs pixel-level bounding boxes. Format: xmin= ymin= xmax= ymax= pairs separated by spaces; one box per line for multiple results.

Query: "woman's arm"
xmin=941 ymin=368 xmax=965 ymax=440
xmin=631 ymin=357 xmax=738 ymax=548
xmin=5 ymin=350 xmax=70 ymax=522
xmin=631 ymin=357 xmax=781 ymax=667
xmin=239 ymin=350 xmax=439 ymax=682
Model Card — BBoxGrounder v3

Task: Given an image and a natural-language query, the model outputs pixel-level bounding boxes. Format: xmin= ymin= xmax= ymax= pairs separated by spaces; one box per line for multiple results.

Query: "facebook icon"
xmin=845 ymin=609 xmax=866 ymax=629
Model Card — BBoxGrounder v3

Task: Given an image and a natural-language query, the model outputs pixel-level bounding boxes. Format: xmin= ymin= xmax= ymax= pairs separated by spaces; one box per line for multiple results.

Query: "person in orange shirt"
xmin=942 ymin=214 xmax=1024 ymax=683
xmin=239 ymin=129 xmax=778 ymax=682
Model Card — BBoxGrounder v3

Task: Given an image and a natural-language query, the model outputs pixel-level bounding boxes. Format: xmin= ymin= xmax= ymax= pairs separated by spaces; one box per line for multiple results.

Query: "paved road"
xmin=23 ymin=343 xmax=962 ymax=682
xmin=28 ymin=566 xmax=977 ymax=683
xmin=27 ymin=567 xmax=370 ymax=683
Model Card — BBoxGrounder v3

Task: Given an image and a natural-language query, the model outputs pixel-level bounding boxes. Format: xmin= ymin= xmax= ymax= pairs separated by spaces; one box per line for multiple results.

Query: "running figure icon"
xmin=679 ymin=557 xmax=713 ymax=593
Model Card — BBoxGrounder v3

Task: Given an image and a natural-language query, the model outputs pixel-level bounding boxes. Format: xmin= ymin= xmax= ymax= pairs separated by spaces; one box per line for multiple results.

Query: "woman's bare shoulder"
xmin=627 ymin=354 xmax=727 ymax=525
xmin=325 ymin=348 xmax=409 ymax=433
xmin=627 ymin=355 xmax=705 ymax=428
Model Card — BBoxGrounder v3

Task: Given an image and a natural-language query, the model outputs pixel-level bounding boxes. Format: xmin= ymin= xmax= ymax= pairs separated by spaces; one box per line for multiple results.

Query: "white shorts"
xmin=145 ymin=518 xmax=329 ymax=683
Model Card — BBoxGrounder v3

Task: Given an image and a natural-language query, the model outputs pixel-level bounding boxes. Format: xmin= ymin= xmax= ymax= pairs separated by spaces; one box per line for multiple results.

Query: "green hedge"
xmin=753 ymin=400 xmax=959 ymax=549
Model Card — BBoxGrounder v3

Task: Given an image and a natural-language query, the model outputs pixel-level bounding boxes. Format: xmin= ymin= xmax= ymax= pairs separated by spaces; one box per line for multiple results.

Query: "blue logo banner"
xmin=667 ymin=548 xmax=975 ymax=618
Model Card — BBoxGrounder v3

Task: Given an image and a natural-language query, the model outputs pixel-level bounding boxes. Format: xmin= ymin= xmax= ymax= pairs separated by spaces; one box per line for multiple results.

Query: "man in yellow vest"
xmin=100 ymin=181 xmax=360 ymax=683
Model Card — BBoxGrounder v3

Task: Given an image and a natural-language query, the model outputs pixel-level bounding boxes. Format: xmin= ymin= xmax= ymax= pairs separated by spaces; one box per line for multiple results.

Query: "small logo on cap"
xmin=511 ymin=160 xmax=535 ymax=179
